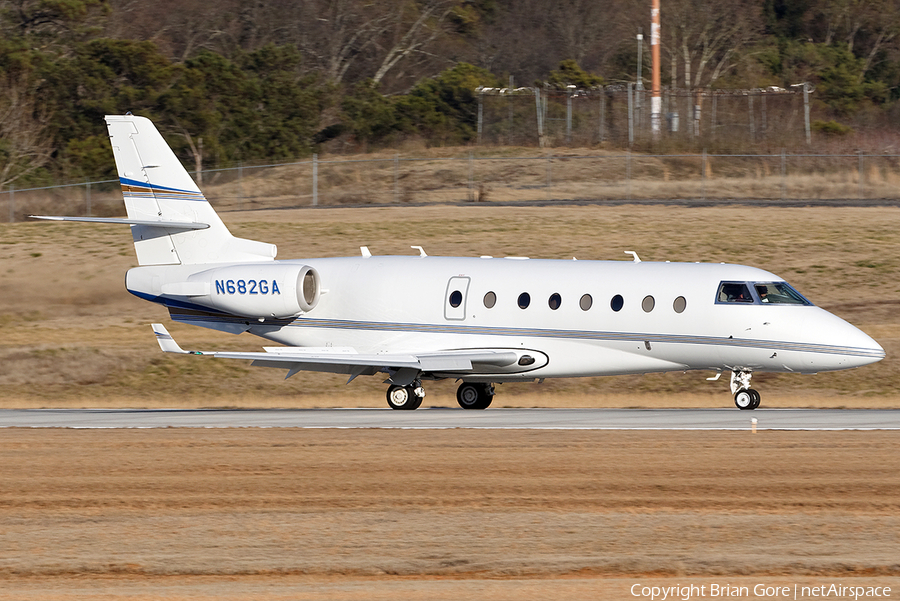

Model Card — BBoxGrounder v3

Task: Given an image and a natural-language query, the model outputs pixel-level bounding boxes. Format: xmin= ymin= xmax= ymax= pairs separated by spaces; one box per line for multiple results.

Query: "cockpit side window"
xmin=717 ymin=282 xmax=753 ymax=303
xmin=755 ymin=282 xmax=810 ymax=305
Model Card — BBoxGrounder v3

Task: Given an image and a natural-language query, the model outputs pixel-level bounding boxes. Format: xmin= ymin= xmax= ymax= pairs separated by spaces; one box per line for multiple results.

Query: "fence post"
xmin=545 ymin=151 xmax=552 ymax=198
xmin=748 ymin=93 xmax=755 ymax=142
xmin=394 ymin=153 xmax=400 ymax=203
xmin=312 ymin=153 xmax=318 ymax=206
xmin=626 ymin=149 xmax=632 ymax=200
xmin=803 ymin=83 xmax=811 ymax=145
xmin=468 ymin=152 xmax=474 ymax=202
xmin=8 ymin=184 xmax=14 ymax=223
xmin=534 ymin=88 xmax=545 ymax=148
xmin=86 ymin=180 xmax=92 ymax=217
xmin=711 ymin=94 xmax=717 ymax=138
xmin=858 ymin=150 xmax=864 ymax=200
xmin=508 ymin=75 xmax=514 ymax=146
xmin=701 ymin=148 xmax=707 ymax=201
xmin=238 ymin=161 xmax=244 ymax=209
xmin=477 ymin=91 xmax=484 ymax=145
xmin=599 ymin=92 xmax=605 ymax=143
xmin=566 ymin=86 xmax=573 ymax=145
xmin=781 ymin=149 xmax=786 ymax=201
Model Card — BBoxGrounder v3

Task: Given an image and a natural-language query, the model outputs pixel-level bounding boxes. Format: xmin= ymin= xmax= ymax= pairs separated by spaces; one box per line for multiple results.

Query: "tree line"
xmin=2 ymin=0 xmax=899 ymax=187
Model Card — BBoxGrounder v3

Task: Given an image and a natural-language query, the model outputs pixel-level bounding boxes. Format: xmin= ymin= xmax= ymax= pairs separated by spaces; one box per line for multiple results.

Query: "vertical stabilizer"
xmin=106 ymin=115 xmax=276 ymax=266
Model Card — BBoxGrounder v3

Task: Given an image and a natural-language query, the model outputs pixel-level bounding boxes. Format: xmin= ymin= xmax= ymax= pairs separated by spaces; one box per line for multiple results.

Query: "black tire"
xmin=457 ymin=382 xmax=493 ymax=410
xmin=387 ymin=385 xmax=413 ymax=410
xmin=386 ymin=384 xmax=425 ymax=410
xmin=734 ymin=390 xmax=754 ymax=410
xmin=748 ymin=389 xmax=761 ymax=410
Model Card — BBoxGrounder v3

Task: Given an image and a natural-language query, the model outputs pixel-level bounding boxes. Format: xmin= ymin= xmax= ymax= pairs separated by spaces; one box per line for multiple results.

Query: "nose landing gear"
xmin=734 ymin=388 xmax=761 ymax=410
xmin=731 ymin=370 xmax=761 ymax=410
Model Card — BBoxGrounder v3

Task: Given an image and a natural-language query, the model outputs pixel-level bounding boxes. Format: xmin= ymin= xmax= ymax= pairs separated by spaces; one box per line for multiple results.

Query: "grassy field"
xmin=1 ymin=203 xmax=898 ymax=408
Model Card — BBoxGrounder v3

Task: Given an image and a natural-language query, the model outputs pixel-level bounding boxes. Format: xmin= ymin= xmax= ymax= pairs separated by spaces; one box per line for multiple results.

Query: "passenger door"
xmin=444 ymin=277 xmax=470 ymax=320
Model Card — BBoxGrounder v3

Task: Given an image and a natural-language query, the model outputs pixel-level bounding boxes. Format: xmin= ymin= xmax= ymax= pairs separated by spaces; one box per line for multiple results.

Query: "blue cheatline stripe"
xmin=167 ymin=312 xmax=883 ymax=359
xmin=119 ymin=177 xmax=207 ymax=202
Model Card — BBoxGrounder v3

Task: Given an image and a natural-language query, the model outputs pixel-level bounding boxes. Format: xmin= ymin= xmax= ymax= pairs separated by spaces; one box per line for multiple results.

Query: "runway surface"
xmin=1 ymin=408 xmax=899 ymax=429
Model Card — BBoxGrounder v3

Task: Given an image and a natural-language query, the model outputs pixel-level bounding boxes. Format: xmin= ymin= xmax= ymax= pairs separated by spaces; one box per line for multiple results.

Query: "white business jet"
xmin=34 ymin=115 xmax=884 ymax=410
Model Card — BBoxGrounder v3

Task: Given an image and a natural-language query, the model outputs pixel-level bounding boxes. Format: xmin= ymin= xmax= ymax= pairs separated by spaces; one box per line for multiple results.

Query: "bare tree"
xmin=547 ymin=0 xmax=621 ymax=68
xmin=371 ymin=0 xmax=457 ymax=85
xmin=0 ymin=75 xmax=53 ymax=189
xmin=814 ymin=0 xmax=900 ymax=82
xmin=663 ymin=0 xmax=763 ymax=89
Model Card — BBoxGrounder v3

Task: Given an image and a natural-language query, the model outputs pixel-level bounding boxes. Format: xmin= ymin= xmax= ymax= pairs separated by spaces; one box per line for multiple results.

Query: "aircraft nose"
xmin=831 ymin=319 xmax=885 ymax=369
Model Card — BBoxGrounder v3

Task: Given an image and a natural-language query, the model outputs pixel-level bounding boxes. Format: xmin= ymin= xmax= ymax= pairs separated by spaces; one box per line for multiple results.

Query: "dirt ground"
xmin=0 ymin=429 xmax=898 ymax=600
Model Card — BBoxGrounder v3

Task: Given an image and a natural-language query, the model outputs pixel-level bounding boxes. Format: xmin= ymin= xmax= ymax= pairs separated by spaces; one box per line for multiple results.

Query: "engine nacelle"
xmin=126 ymin=263 xmax=321 ymax=319
xmin=189 ymin=263 xmax=321 ymax=318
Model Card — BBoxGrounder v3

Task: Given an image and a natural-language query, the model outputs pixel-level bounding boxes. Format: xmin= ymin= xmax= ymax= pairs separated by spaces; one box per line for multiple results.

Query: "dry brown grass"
xmin=2 ymin=204 xmax=899 ymax=408
xmin=7 ymin=147 xmax=900 ymax=219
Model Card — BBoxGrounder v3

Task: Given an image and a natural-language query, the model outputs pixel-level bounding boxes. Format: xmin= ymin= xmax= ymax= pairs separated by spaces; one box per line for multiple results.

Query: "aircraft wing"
xmin=151 ymin=324 xmax=518 ymax=385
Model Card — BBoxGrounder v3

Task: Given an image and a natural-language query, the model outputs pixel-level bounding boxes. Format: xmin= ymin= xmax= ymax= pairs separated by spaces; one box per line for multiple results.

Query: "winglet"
xmin=152 ymin=323 xmax=193 ymax=354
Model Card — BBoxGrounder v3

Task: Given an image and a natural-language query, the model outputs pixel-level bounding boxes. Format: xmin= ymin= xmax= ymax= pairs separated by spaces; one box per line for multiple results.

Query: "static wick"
xmin=751 ymin=417 xmax=758 ymax=434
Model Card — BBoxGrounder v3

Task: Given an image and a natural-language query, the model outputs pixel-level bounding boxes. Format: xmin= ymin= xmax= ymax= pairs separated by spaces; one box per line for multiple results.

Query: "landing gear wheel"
xmin=457 ymin=382 xmax=494 ymax=410
xmin=734 ymin=389 xmax=755 ymax=410
xmin=387 ymin=383 xmax=425 ymax=410
xmin=748 ymin=389 xmax=761 ymax=410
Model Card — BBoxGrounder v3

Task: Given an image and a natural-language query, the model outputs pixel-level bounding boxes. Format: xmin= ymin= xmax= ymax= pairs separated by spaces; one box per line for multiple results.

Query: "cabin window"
xmin=755 ymin=282 xmax=810 ymax=305
xmin=642 ymin=295 xmax=655 ymax=312
xmin=549 ymin=293 xmax=562 ymax=310
xmin=483 ymin=291 xmax=497 ymax=308
xmin=518 ymin=292 xmax=531 ymax=309
xmin=673 ymin=296 xmax=687 ymax=313
xmin=717 ymin=282 xmax=753 ymax=303
xmin=610 ymin=294 xmax=624 ymax=312
xmin=449 ymin=290 xmax=463 ymax=308
xmin=580 ymin=294 xmax=592 ymax=311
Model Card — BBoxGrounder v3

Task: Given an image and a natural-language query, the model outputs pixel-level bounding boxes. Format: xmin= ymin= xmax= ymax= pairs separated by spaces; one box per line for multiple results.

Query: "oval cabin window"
xmin=449 ymin=290 xmax=463 ymax=308
xmin=518 ymin=292 xmax=531 ymax=309
xmin=549 ymin=293 xmax=562 ymax=310
xmin=611 ymin=295 xmax=624 ymax=312
xmin=484 ymin=291 xmax=497 ymax=308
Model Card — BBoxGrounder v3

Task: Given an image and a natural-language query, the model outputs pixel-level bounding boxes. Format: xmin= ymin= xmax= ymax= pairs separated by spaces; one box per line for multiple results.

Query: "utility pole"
xmin=650 ymin=0 xmax=661 ymax=139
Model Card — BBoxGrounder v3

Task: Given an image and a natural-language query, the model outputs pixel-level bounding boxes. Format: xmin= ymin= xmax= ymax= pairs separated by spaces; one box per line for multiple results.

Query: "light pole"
xmin=651 ymin=0 xmax=661 ymax=139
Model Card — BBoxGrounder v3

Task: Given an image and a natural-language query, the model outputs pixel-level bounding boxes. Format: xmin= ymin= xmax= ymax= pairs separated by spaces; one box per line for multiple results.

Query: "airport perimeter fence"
xmin=5 ymin=150 xmax=900 ymax=222
xmin=476 ymin=86 xmax=814 ymax=149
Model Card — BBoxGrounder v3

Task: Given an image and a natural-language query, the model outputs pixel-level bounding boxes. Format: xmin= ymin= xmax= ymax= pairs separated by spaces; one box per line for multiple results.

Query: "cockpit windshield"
xmin=718 ymin=282 xmax=753 ymax=303
xmin=753 ymin=282 xmax=810 ymax=304
xmin=717 ymin=281 xmax=811 ymax=305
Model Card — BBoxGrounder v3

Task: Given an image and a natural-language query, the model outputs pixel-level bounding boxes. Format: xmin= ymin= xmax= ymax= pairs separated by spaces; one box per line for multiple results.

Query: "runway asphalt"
xmin=1 ymin=408 xmax=899 ymax=429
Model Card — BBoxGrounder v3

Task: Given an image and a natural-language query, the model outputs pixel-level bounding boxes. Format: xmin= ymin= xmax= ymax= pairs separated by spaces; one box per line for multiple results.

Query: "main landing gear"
xmin=456 ymin=382 xmax=494 ymax=410
xmin=386 ymin=381 xmax=425 ymax=410
xmin=385 ymin=381 xmax=495 ymax=410
xmin=731 ymin=370 xmax=761 ymax=410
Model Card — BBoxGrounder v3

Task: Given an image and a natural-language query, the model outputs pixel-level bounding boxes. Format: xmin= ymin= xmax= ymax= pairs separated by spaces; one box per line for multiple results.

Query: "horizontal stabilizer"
xmin=31 ymin=216 xmax=209 ymax=230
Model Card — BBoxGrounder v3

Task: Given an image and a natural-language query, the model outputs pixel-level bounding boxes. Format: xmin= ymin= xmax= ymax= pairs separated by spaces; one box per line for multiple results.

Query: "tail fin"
xmin=105 ymin=115 xmax=276 ymax=266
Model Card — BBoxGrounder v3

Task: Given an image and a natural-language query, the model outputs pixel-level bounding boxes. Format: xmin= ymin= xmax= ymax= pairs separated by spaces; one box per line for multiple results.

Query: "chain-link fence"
xmin=5 ymin=150 xmax=900 ymax=221
xmin=476 ymin=87 xmax=812 ymax=151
